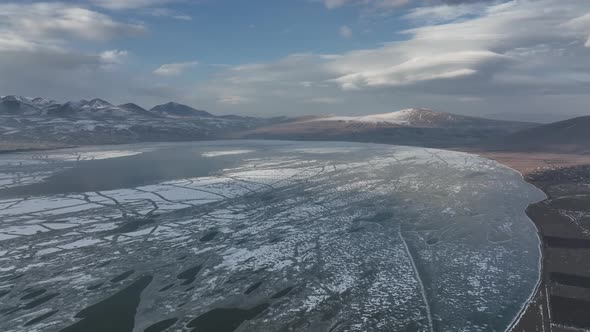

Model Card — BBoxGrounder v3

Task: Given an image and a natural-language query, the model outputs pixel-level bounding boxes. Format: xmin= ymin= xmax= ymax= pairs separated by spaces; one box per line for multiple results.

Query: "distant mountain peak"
xmin=88 ymin=98 xmax=112 ymax=108
xmin=398 ymin=108 xmax=434 ymax=113
xmin=383 ymin=108 xmax=461 ymax=124
xmin=118 ymin=103 xmax=156 ymax=117
xmin=119 ymin=102 xmax=145 ymax=110
xmin=309 ymin=108 xmax=457 ymax=127
xmin=149 ymin=102 xmax=212 ymax=117
xmin=394 ymin=108 xmax=452 ymax=117
xmin=161 ymin=101 xmax=181 ymax=107
xmin=31 ymin=97 xmax=56 ymax=106
xmin=1 ymin=95 xmax=219 ymax=120
xmin=0 ymin=95 xmax=59 ymax=116
xmin=2 ymin=95 xmax=53 ymax=105
xmin=304 ymin=108 xmax=533 ymax=129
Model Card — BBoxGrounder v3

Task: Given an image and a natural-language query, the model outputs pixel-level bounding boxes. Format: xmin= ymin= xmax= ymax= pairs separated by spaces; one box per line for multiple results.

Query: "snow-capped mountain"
xmin=0 ymin=96 xmax=57 ymax=116
xmin=308 ymin=108 xmax=443 ymax=126
xmin=1 ymin=96 xmax=147 ymax=119
xmin=238 ymin=108 xmax=538 ymax=148
xmin=308 ymin=108 xmax=530 ymax=129
xmin=0 ymin=96 xmax=219 ymax=120
xmin=46 ymin=99 xmax=144 ymax=118
xmin=0 ymin=95 xmax=284 ymax=146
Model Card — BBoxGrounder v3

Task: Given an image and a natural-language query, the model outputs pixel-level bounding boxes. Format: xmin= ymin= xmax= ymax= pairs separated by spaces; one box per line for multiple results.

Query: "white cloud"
xmin=0 ymin=2 xmax=142 ymax=74
xmin=217 ymin=95 xmax=250 ymax=105
xmin=331 ymin=50 xmax=505 ymax=89
xmin=373 ymin=0 xmax=410 ymax=8
xmin=405 ymin=3 xmax=487 ymax=23
xmin=153 ymin=61 xmax=199 ymax=76
xmin=340 ymin=25 xmax=353 ymax=38
xmin=90 ymin=0 xmax=177 ymax=10
xmin=0 ymin=3 xmax=145 ymax=44
xmin=100 ymin=50 xmax=129 ymax=65
xmin=0 ymin=31 xmax=40 ymax=52
xmin=196 ymin=0 xmax=590 ymax=117
xmin=0 ymin=2 xmax=145 ymax=104
xmin=323 ymin=0 xmax=498 ymax=11
xmin=323 ymin=0 xmax=409 ymax=10
xmin=147 ymin=8 xmax=192 ymax=20
xmin=90 ymin=0 xmax=192 ymax=19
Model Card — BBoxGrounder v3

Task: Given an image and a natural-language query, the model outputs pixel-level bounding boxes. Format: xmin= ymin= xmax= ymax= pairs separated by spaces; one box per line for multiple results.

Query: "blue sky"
xmin=105 ymin=1 xmax=409 ymax=73
xmin=0 ymin=0 xmax=589 ymax=121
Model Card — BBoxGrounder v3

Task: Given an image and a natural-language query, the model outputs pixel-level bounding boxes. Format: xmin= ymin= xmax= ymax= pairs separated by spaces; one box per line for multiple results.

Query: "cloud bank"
xmin=153 ymin=61 xmax=199 ymax=76
xmin=195 ymin=0 xmax=590 ymax=118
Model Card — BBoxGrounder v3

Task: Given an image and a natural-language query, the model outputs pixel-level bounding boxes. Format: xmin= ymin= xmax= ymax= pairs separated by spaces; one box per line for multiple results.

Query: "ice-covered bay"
xmin=0 ymin=141 xmax=544 ymax=332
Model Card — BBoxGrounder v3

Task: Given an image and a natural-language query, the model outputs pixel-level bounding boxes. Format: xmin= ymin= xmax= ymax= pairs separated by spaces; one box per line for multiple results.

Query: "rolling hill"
xmin=236 ymin=108 xmax=538 ymax=148
xmin=498 ymin=115 xmax=590 ymax=153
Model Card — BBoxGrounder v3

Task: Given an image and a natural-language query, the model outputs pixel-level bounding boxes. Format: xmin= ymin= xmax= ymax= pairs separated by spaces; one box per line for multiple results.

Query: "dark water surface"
xmin=59 ymin=276 xmax=153 ymax=332
xmin=0 ymin=147 xmax=236 ymax=198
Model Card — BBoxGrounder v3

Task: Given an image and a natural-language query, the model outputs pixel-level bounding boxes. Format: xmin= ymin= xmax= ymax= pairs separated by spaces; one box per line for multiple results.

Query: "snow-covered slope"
xmin=310 ymin=108 xmax=432 ymax=126
xmin=240 ymin=108 xmax=538 ymax=148
xmin=309 ymin=108 xmax=524 ymax=128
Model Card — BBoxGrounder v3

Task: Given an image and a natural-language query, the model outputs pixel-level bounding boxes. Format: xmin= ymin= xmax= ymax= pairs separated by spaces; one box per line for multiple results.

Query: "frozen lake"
xmin=0 ymin=140 xmax=545 ymax=332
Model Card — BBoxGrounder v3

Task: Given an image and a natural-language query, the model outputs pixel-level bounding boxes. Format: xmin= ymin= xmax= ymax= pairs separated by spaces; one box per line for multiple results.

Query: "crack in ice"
xmin=399 ymin=224 xmax=434 ymax=332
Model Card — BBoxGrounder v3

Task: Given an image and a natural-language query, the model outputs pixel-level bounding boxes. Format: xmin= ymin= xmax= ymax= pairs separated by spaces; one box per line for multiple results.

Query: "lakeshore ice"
xmin=0 ymin=141 xmax=544 ymax=332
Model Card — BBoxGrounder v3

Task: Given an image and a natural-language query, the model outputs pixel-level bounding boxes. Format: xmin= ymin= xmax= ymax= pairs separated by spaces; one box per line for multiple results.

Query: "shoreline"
xmin=506 ymin=184 xmax=552 ymax=332
xmin=470 ymin=151 xmax=552 ymax=332
xmin=509 ymin=203 xmax=553 ymax=331
xmin=507 ymin=184 xmax=548 ymax=332
xmin=477 ymin=152 xmax=590 ymax=332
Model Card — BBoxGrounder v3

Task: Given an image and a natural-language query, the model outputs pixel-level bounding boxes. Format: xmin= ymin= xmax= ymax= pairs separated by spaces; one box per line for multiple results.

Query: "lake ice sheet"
xmin=0 ymin=141 xmax=545 ymax=332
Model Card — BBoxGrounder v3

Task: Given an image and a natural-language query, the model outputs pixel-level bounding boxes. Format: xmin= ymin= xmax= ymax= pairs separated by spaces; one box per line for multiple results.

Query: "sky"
xmin=0 ymin=0 xmax=589 ymax=122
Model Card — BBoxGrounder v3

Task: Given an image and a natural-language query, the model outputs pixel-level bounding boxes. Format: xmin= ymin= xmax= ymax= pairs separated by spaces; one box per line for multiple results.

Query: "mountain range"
xmin=1 ymin=96 xmax=213 ymax=119
xmin=0 ymin=95 xmax=284 ymax=146
xmin=1 ymin=95 xmax=588 ymax=153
